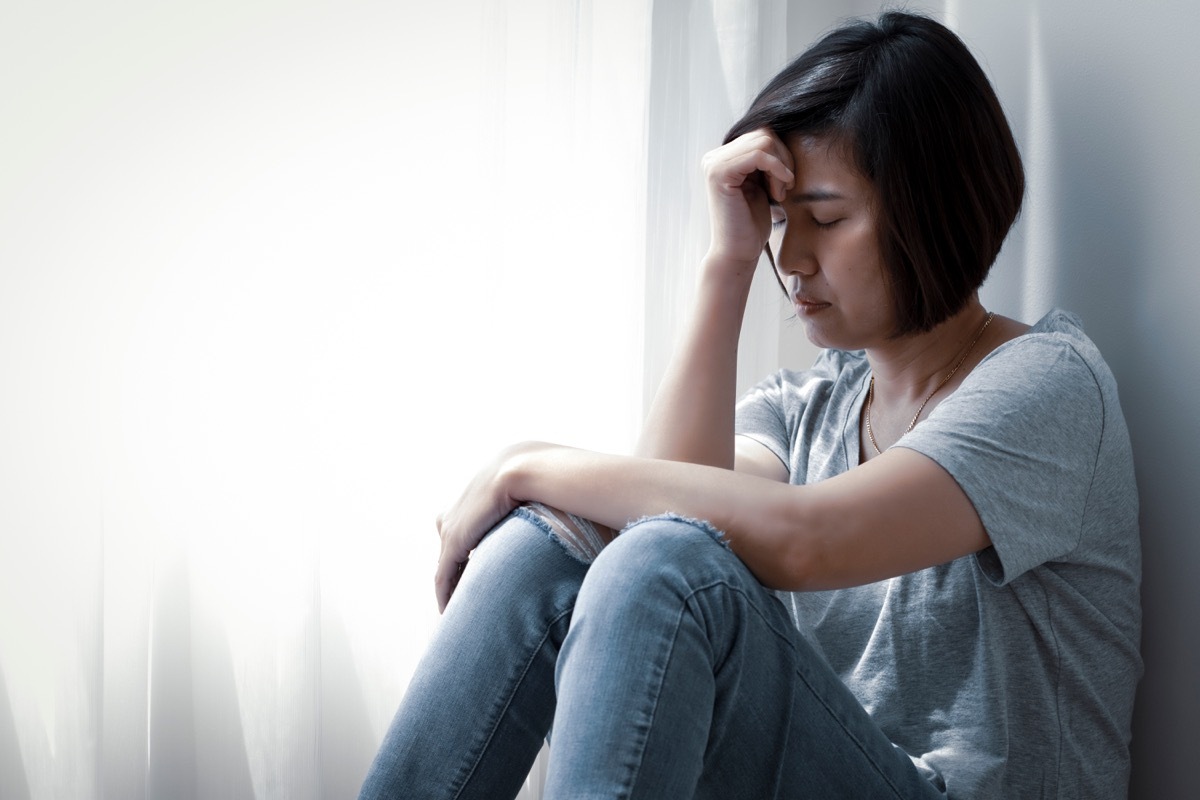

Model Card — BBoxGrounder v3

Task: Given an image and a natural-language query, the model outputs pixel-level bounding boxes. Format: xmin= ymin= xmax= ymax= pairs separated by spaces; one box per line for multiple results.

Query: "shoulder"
xmin=907 ymin=308 xmax=1124 ymax=490
xmin=738 ymin=348 xmax=869 ymax=426
xmin=755 ymin=347 xmax=869 ymax=401
xmin=965 ymin=309 xmax=1117 ymax=421
xmin=981 ymin=309 xmax=1112 ymax=386
xmin=900 ymin=310 xmax=1135 ymax=582
xmin=737 ymin=348 xmax=870 ymax=472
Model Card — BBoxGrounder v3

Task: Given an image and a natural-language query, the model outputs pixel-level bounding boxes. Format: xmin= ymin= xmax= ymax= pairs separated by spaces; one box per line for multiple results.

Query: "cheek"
xmin=841 ymin=249 xmax=891 ymax=316
xmin=848 ymin=236 xmax=886 ymax=289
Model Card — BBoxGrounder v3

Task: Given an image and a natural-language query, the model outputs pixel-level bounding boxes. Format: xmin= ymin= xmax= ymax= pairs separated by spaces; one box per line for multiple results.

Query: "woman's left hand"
xmin=434 ymin=444 xmax=531 ymax=613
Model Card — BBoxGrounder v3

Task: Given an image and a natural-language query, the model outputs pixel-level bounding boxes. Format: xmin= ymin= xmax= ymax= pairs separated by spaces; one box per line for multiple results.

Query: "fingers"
xmin=434 ymin=513 xmax=463 ymax=613
xmin=434 ymin=554 xmax=467 ymax=614
xmin=705 ymin=129 xmax=795 ymax=202
xmin=701 ymin=129 xmax=796 ymax=267
xmin=434 ymin=521 xmax=468 ymax=613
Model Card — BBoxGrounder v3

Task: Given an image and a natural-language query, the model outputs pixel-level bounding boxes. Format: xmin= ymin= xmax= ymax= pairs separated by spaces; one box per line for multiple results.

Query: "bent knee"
xmin=621 ymin=514 xmax=731 ymax=551
xmin=588 ymin=514 xmax=734 ymax=587
xmin=619 ymin=515 xmax=729 ymax=561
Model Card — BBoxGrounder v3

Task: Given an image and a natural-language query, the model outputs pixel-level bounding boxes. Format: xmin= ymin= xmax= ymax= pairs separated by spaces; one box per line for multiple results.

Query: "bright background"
xmin=1 ymin=1 xmax=1196 ymax=798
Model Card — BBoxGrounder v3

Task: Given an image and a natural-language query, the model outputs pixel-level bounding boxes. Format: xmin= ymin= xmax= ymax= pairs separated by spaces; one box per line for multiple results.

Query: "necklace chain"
xmin=865 ymin=311 xmax=995 ymax=456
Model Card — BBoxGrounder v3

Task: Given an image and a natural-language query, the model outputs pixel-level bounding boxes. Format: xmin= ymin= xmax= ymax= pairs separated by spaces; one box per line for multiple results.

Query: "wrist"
xmin=497 ymin=441 xmax=549 ymax=504
xmin=699 ymin=251 xmax=762 ymax=289
xmin=695 ymin=256 xmax=758 ymax=321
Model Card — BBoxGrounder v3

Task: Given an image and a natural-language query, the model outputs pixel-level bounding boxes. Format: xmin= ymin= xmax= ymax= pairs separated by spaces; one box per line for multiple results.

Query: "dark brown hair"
xmin=726 ymin=11 xmax=1025 ymax=335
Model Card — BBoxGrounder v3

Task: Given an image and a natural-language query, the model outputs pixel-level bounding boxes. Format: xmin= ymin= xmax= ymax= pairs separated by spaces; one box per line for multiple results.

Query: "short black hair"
xmin=725 ymin=11 xmax=1025 ymax=335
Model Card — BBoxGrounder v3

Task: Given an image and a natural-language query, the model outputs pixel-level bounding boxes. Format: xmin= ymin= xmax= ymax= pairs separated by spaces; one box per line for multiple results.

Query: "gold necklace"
xmin=865 ymin=311 xmax=994 ymax=455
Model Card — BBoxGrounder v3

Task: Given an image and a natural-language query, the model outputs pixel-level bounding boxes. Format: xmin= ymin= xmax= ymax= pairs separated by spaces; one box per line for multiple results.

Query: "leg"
xmin=545 ymin=515 xmax=945 ymax=799
xmin=358 ymin=509 xmax=588 ymax=800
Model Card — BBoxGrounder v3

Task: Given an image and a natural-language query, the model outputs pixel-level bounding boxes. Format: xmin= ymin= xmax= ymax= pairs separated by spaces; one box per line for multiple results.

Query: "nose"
xmin=772 ymin=227 xmax=818 ymax=277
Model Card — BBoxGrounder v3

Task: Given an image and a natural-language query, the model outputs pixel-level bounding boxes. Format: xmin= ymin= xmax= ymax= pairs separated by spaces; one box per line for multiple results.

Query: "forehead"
xmin=783 ymin=133 xmax=874 ymax=198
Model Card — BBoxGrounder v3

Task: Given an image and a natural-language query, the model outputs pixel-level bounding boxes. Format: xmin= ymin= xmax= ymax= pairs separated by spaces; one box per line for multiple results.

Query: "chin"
xmin=803 ymin=313 xmax=890 ymax=352
xmin=800 ymin=320 xmax=842 ymax=351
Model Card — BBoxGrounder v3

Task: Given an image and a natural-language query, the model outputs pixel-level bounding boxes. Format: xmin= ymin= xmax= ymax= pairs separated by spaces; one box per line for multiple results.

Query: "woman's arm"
xmin=633 ymin=263 xmax=754 ymax=467
xmin=635 ymin=131 xmax=795 ymax=468
xmin=470 ymin=131 xmax=794 ymax=605
xmin=435 ymin=441 xmax=989 ymax=608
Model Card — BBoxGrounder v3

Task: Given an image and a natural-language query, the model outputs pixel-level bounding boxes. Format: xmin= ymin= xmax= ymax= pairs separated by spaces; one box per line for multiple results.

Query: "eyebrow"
xmin=768 ymin=189 xmax=847 ymax=207
xmin=790 ymin=189 xmax=845 ymax=203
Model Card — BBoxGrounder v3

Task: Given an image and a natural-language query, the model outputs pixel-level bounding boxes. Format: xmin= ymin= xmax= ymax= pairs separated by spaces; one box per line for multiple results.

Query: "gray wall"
xmin=779 ymin=2 xmax=1200 ymax=795
xmin=956 ymin=3 xmax=1200 ymax=795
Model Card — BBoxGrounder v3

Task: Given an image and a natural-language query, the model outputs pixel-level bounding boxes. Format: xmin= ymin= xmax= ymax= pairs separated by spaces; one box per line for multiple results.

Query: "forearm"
xmin=634 ymin=257 xmax=757 ymax=467
xmin=505 ymin=442 xmax=808 ymax=589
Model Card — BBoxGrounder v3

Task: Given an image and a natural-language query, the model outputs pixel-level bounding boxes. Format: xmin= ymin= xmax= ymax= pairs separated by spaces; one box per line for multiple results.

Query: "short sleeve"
xmin=897 ymin=336 xmax=1105 ymax=585
xmin=735 ymin=371 xmax=791 ymax=468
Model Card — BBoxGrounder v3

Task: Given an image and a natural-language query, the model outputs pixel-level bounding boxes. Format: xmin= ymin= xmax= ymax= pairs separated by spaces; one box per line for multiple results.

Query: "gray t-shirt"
xmin=734 ymin=309 xmax=1141 ymax=800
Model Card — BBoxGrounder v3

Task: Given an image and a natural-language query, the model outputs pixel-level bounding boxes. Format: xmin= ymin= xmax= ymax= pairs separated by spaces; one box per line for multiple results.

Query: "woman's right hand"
xmin=701 ymin=128 xmax=795 ymax=271
xmin=434 ymin=444 xmax=529 ymax=613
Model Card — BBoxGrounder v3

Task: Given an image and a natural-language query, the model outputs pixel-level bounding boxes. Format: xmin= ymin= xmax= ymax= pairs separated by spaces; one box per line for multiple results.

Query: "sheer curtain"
xmin=644 ymin=0 xmax=797 ymax=403
xmin=0 ymin=1 xmax=796 ymax=798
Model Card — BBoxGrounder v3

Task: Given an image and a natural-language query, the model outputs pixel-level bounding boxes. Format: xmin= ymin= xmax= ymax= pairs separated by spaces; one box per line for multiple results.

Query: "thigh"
xmin=701 ymin=597 xmax=946 ymax=800
xmin=670 ymin=525 xmax=944 ymax=800
xmin=359 ymin=510 xmax=587 ymax=800
xmin=548 ymin=514 xmax=943 ymax=800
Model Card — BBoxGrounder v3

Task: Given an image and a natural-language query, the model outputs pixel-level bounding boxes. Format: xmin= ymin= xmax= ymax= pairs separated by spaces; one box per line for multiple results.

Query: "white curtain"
xmin=644 ymin=0 xmax=799 ymax=405
xmin=10 ymin=2 xmax=1193 ymax=797
xmin=0 ymin=1 xmax=796 ymax=798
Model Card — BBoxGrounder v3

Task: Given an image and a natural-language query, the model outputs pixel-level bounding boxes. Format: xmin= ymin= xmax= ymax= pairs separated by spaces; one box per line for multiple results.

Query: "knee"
xmin=458 ymin=510 xmax=586 ymax=606
xmin=579 ymin=515 xmax=735 ymax=605
xmin=615 ymin=514 xmax=730 ymax=561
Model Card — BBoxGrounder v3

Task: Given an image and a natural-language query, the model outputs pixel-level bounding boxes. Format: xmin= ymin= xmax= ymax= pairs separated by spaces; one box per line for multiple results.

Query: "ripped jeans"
xmin=357 ymin=510 xmax=945 ymax=800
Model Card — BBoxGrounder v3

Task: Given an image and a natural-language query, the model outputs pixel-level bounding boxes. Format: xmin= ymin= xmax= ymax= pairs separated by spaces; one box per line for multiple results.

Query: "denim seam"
xmin=692 ymin=578 xmax=914 ymax=798
xmin=624 ymin=575 xmax=797 ymax=796
xmin=788 ymin=650 xmax=913 ymax=798
xmin=621 ymin=597 xmax=691 ymax=798
xmin=451 ymin=519 xmax=578 ymax=799
xmin=787 ymin=671 xmax=907 ymax=796
xmin=631 ymin=571 xmax=916 ymax=799
xmin=688 ymin=579 xmax=802 ymax=671
xmin=451 ymin=602 xmax=573 ymax=799
xmin=695 ymin=576 xmax=913 ymax=797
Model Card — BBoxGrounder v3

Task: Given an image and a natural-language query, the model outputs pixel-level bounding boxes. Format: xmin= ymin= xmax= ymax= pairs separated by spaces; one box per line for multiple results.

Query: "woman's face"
xmin=769 ymin=134 xmax=894 ymax=351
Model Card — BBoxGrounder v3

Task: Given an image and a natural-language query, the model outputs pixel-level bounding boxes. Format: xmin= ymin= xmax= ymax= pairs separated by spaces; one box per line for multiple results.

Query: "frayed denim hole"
xmin=625 ymin=512 xmax=733 ymax=551
xmin=512 ymin=506 xmax=596 ymax=566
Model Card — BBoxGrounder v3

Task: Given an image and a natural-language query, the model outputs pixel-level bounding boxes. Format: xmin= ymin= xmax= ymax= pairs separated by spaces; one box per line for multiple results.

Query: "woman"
xmin=360 ymin=11 xmax=1140 ymax=799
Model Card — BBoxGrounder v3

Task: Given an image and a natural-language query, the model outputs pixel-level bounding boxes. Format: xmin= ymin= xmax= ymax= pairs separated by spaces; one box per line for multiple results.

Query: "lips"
xmin=793 ymin=294 xmax=830 ymax=311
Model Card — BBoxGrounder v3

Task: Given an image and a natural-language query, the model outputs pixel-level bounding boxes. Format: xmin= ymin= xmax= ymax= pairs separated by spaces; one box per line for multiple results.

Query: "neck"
xmin=861 ymin=300 xmax=996 ymax=458
xmin=865 ymin=300 xmax=992 ymax=404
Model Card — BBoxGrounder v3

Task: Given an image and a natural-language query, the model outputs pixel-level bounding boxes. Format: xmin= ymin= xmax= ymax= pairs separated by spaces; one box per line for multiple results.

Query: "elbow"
xmin=758 ymin=489 xmax=830 ymax=592
xmin=774 ymin=532 xmax=828 ymax=592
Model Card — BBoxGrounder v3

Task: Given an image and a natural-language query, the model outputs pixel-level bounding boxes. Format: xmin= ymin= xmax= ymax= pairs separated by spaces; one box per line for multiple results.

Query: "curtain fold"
xmin=643 ymin=0 xmax=795 ymax=408
xmin=0 ymin=1 xmax=808 ymax=798
xmin=4 ymin=2 xmax=1185 ymax=796
xmin=0 ymin=2 xmax=651 ymax=798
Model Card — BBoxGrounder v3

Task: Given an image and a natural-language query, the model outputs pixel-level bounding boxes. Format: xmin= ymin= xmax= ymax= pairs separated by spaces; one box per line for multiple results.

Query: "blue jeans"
xmin=358 ymin=511 xmax=945 ymax=799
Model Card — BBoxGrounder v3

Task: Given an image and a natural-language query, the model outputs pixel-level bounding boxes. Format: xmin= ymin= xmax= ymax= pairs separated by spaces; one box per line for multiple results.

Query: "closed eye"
xmin=769 ymin=201 xmax=787 ymax=230
xmin=770 ymin=205 xmax=844 ymax=231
